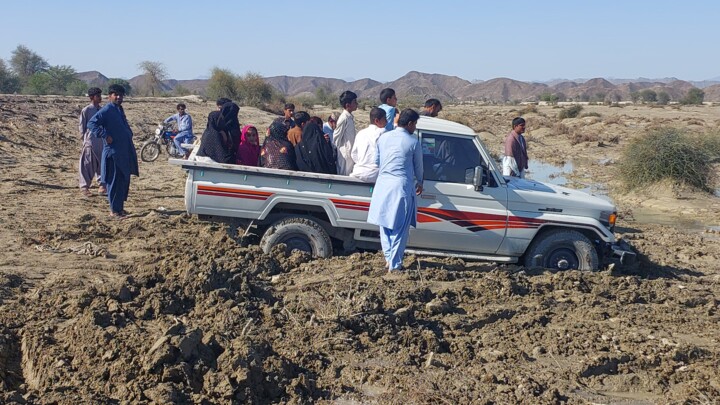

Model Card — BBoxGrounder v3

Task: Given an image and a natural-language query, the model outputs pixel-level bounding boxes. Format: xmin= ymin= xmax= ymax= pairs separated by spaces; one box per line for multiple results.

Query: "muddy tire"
xmin=523 ymin=229 xmax=599 ymax=271
xmin=140 ymin=141 xmax=161 ymax=162
xmin=260 ymin=217 xmax=333 ymax=258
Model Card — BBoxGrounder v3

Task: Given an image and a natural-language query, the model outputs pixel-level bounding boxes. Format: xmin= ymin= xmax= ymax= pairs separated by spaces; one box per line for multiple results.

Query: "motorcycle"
xmin=140 ymin=122 xmax=196 ymax=162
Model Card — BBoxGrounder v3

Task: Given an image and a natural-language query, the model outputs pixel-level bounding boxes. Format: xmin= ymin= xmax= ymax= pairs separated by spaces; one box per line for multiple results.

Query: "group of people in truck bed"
xmin=193 ymin=89 xmax=443 ymax=183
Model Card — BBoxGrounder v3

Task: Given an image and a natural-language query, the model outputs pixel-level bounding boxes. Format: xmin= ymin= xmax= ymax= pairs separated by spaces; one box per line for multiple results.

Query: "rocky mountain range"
xmin=75 ymin=70 xmax=720 ymax=103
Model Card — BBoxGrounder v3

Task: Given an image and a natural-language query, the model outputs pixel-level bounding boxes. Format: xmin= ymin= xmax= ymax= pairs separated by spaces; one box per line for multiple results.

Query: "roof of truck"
xmin=416 ymin=116 xmax=476 ymax=136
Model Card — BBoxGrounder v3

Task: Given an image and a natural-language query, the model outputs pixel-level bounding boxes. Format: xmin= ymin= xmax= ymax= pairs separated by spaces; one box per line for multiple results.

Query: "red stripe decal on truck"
xmin=331 ymin=199 xmax=547 ymax=233
xmin=197 ymin=185 xmax=273 ymax=201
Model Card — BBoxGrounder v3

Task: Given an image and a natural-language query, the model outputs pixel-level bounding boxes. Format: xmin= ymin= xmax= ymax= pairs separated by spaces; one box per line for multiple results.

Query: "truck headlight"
xmin=600 ymin=211 xmax=617 ymax=230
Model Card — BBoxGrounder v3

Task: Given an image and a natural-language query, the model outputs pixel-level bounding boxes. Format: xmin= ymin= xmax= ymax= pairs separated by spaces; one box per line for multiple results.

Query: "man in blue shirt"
xmin=88 ymin=84 xmax=139 ymax=219
xmin=367 ymin=109 xmax=424 ymax=272
xmin=164 ymin=103 xmax=194 ymax=157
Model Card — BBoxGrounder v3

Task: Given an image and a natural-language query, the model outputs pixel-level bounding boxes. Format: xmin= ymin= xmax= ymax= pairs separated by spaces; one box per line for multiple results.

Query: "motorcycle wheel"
xmin=140 ymin=142 xmax=161 ymax=162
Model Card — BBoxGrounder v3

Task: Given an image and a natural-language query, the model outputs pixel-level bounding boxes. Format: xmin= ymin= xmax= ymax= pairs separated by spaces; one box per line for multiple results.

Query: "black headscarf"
xmin=295 ymin=122 xmax=337 ymax=174
xmin=197 ymin=102 xmax=240 ymax=164
xmin=260 ymin=119 xmax=297 ymax=170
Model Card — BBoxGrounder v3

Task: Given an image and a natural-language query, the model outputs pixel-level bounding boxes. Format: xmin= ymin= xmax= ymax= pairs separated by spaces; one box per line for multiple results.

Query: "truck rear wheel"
xmin=524 ymin=229 xmax=599 ymax=271
xmin=260 ymin=217 xmax=333 ymax=258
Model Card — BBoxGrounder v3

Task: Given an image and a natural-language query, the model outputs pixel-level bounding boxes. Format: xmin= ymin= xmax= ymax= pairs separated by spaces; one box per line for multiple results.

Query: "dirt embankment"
xmin=0 ymin=96 xmax=719 ymax=403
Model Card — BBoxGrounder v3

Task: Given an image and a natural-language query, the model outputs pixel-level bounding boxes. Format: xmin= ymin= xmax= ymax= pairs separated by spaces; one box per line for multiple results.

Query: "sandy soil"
xmin=0 ymin=95 xmax=719 ymax=404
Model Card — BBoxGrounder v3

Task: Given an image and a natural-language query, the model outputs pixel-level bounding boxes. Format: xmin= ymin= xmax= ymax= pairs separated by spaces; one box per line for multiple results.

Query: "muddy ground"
xmin=0 ymin=95 xmax=719 ymax=404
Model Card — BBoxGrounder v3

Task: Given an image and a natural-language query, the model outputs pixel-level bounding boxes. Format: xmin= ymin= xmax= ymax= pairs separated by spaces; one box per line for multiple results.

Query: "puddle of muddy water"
xmin=524 ymin=159 xmax=611 ymax=201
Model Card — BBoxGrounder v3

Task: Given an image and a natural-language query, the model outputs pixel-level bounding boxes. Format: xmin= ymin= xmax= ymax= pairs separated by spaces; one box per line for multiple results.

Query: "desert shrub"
xmin=569 ymin=132 xmax=599 ymax=145
xmin=206 ymin=68 xmax=239 ymax=101
xmin=314 ymin=86 xmax=336 ymax=107
xmin=520 ymin=104 xmax=538 ymax=114
xmin=580 ymin=112 xmax=601 ymax=118
xmin=236 ymin=72 xmax=274 ymax=108
xmin=639 ymin=89 xmax=657 ymax=103
xmin=557 ymin=105 xmax=583 ymax=120
xmin=65 ymin=80 xmax=88 ymax=96
xmin=105 ymin=78 xmax=132 ymax=96
xmin=552 ymin=122 xmax=570 ymax=135
xmin=683 ymin=118 xmax=705 ymax=126
xmin=604 ymin=115 xmax=622 ymax=125
xmin=444 ymin=113 xmax=473 ymax=128
xmin=680 ymin=88 xmax=704 ymax=105
xmin=173 ymin=84 xmax=191 ymax=96
xmin=618 ymin=127 xmax=715 ymax=192
xmin=694 ymin=131 xmax=720 ymax=159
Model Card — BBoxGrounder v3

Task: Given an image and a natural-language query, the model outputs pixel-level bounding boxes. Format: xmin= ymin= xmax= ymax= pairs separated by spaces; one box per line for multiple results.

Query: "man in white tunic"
xmin=367 ymin=109 xmax=424 ymax=272
xmin=350 ymin=107 xmax=387 ymax=182
xmin=333 ymin=91 xmax=358 ymax=175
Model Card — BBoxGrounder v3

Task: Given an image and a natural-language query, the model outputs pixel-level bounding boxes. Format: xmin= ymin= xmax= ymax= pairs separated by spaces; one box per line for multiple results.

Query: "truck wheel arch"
xmin=523 ymin=228 xmax=600 ymax=271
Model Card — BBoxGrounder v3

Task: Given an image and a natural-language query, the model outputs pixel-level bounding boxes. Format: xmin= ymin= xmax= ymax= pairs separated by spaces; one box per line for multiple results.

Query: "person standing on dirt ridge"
xmin=333 ymin=91 xmax=358 ymax=175
xmin=78 ymin=87 xmax=106 ymax=197
xmin=502 ymin=117 xmax=529 ymax=178
xmin=87 ymin=84 xmax=139 ymax=219
xmin=378 ymin=88 xmax=398 ymax=131
xmin=163 ymin=103 xmax=194 ymax=159
xmin=420 ymin=98 xmax=443 ymax=117
xmin=367 ymin=109 xmax=424 ymax=272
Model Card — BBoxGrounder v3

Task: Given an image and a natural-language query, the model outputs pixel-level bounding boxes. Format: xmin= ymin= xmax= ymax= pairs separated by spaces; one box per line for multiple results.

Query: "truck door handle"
xmin=421 ymin=194 xmax=436 ymax=200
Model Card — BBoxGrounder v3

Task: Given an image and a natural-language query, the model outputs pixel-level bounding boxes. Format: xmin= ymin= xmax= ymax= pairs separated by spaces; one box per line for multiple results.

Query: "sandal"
xmin=81 ymin=188 xmax=92 ymax=197
xmin=109 ymin=211 xmax=127 ymax=220
xmin=98 ymin=186 xmax=107 ymax=195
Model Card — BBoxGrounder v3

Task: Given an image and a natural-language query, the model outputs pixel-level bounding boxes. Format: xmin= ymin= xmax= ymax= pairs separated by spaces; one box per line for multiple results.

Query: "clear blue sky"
xmin=1 ymin=0 xmax=717 ymax=83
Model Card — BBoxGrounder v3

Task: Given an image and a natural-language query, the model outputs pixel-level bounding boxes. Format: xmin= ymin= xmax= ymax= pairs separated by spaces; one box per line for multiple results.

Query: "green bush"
xmin=206 ymin=67 xmax=239 ymax=101
xmin=105 ymin=78 xmax=132 ymax=96
xmin=557 ymin=105 xmax=583 ymax=119
xmin=680 ymin=88 xmax=704 ymax=105
xmin=618 ymin=127 xmax=715 ymax=192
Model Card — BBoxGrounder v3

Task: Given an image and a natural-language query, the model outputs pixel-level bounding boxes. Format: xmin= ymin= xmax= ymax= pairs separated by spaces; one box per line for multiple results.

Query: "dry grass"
xmin=553 ymin=122 xmax=570 ymax=135
xmin=604 ymin=115 xmax=623 ymax=125
xmin=569 ymin=132 xmax=600 ymax=145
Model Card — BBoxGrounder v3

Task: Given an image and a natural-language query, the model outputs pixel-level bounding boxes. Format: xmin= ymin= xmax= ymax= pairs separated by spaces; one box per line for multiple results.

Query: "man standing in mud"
xmin=367 ymin=109 xmax=423 ymax=272
xmin=502 ymin=117 xmax=528 ymax=178
xmin=88 ymin=84 xmax=139 ymax=219
xmin=78 ymin=87 xmax=106 ymax=197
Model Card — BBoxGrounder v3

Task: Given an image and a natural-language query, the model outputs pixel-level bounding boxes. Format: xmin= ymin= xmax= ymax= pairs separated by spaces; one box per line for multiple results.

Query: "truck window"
xmin=421 ymin=134 xmax=481 ymax=184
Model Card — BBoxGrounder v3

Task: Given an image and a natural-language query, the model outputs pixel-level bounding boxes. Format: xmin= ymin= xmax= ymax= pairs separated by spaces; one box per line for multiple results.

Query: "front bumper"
xmin=607 ymin=238 xmax=637 ymax=266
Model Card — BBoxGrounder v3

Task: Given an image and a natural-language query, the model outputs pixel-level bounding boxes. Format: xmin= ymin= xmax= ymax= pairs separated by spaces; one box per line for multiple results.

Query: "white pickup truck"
xmin=171 ymin=117 xmax=635 ymax=271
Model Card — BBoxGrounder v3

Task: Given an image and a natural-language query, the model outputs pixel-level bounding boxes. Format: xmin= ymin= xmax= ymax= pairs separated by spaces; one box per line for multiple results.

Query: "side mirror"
xmin=473 ymin=165 xmax=487 ymax=191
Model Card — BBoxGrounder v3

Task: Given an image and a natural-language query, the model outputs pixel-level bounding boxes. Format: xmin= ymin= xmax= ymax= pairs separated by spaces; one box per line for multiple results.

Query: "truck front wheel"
xmin=523 ymin=229 xmax=599 ymax=271
xmin=260 ymin=217 xmax=333 ymax=258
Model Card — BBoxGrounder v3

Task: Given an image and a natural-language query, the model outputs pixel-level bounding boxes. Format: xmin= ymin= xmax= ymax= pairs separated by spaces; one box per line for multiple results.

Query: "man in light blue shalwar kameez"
xmin=367 ymin=109 xmax=424 ymax=272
